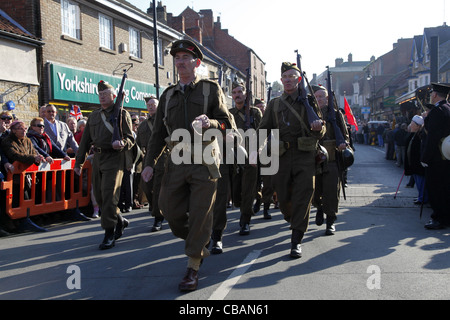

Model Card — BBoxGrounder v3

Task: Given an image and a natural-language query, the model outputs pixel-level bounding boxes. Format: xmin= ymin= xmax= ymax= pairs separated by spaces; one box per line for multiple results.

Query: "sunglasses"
xmin=34 ymin=124 xmax=45 ymax=128
xmin=1 ymin=117 xmax=12 ymax=120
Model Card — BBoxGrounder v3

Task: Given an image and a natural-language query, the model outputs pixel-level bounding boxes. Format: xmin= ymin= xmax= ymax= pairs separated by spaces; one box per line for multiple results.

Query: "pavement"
xmin=0 ymin=143 xmax=449 ymax=303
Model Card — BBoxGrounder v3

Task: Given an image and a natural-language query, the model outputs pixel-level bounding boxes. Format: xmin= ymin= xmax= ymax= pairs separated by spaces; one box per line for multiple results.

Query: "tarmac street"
xmin=0 ymin=144 xmax=449 ymax=302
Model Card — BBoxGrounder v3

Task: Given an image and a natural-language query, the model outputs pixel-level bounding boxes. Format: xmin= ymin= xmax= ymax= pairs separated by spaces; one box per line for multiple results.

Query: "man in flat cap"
xmin=75 ymin=80 xmax=135 ymax=250
xmin=256 ymin=62 xmax=325 ymax=258
xmin=141 ymin=39 xmax=234 ymax=291
xmin=229 ymin=80 xmax=263 ymax=235
xmin=421 ymin=83 xmax=450 ymax=229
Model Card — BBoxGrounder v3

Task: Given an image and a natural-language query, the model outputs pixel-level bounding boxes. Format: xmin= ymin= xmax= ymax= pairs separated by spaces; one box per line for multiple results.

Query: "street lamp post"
xmin=367 ymin=71 xmax=376 ymax=120
xmin=152 ymin=0 xmax=160 ymax=99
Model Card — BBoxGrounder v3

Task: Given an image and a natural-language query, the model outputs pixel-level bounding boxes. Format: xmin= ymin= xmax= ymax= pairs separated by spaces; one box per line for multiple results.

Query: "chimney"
xmin=215 ymin=16 xmax=221 ymax=29
xmin=335 ymin=58 xmax=344 ymax=67
xmin=348 ymin=53 xmax=353 ymax=63
xmin=156 ymin=1 xmax=167 ymax=24
xmin=186 ymin=19 xmax=202 ymax=44
xmin=169 ymin=15 xmax=185 ymax=33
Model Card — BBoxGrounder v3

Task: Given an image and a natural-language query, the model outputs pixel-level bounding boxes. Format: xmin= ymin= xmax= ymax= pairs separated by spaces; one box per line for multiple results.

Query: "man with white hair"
xmin=74 ymin=81 xmax=135 ymax=250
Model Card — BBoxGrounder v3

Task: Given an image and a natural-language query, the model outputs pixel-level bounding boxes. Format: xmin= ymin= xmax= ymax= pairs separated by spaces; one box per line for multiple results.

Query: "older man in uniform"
xmin=256 ymin=62 xmax=325 ymax=258
xmin=74 ymin=81 xmax=135 ymax=250
xmin=137 ymin=96 xmax=166 ymax=232
xmin=312 ymin=85 xmax=349 ymax=235
xmin=141 ymin=39 xmax=233 ymax=291
xmin=230 ymin=81 xmax=262 ymax=235
xmin=422 ymin=82 xmax=450 ymax=229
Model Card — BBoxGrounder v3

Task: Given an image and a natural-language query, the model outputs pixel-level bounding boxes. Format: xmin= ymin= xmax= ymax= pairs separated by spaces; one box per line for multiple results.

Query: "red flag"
xmin=344 ymin=97 xmax=358 ymax=131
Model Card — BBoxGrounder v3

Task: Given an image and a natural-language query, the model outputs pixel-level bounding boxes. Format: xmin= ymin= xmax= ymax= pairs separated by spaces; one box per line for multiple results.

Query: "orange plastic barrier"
xmin=0 ymin=159 xmax=92 ymax=220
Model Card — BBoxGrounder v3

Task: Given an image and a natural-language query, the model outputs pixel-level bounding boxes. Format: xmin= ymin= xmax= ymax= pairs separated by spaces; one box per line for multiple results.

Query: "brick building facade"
xmin=1 ymin=0 xmax=181 ymax=120
xmin=0 ymin=7 xmax=43 ymax=123
xmin=162 ymin=5 xmax=267 ymax=103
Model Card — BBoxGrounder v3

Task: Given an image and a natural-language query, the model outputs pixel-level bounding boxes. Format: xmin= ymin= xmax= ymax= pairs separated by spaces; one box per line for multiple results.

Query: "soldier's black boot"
xmin=99 ymin=228 xmax=115 ymax=250
xmin=151 ymin=216 xmax=163 ymax=232
xmin=290 ymin=229 xmax=304 ymax=259
xmin=315 ymin=207 xmax=324 ymax=226
xmin=210 ymin=230 xmax=223 ymax=255
xmin=325 ymin=217 xmax=336 ymax=236
xmin=263 ymin=203 xmax=272 ymax=220
xmin=114 ymin=215 xmax=129 ymax=240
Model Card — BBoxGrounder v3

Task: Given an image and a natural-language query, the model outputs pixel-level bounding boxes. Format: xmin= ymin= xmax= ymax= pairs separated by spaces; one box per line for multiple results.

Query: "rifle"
xmin=295 ymin=50 xmax=322 ymax=126
xmin=111 ymin=63 xmax=133 ymax=143
xmin=244 ymin=67 xmax=253 ymax=130
xmin=326 ymin=66 xmax=348 ymax=200
xmin=267 ymin=84 xmax=272 ymax=103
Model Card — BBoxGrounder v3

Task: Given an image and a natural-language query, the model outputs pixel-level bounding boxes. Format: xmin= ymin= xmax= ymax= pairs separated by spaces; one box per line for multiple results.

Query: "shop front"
xmin=46 ymin=62 xmax=158 ymax=121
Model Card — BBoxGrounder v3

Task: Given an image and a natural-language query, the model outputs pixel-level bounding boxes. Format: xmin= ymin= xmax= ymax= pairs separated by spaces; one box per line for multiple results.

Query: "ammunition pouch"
xmin=297 ymin=136 xmax=318 ymax=152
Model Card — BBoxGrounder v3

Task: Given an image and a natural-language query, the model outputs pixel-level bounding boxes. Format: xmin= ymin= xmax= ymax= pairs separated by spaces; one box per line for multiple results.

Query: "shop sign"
xmin=49 ymin=63 xmax=157 ymax=109
xmin=361 ymin=107 xmax=371 ymax=114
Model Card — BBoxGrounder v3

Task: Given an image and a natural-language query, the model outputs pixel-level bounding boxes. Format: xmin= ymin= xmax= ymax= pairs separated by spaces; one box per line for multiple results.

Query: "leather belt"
xmin=93 ymin=146 xmax=118 ymax=154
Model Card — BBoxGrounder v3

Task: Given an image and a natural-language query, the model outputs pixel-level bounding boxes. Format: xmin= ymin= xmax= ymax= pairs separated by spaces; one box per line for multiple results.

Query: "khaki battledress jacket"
xmin=144 ymin=77 xmax=233 ymax=259
xmin=258 ymin=90 xmax=325 ymax=232
xmin=75 ymin=104 xmax=134 ymax=230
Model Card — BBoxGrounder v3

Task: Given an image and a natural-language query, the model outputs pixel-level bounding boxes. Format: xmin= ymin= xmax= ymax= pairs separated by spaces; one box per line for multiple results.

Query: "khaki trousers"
xmin=159 ymin=160 xmax=217 ymax=259
xmin=272 ymin=148 xmax=315 ymax=233
xmin=92 ymin=152 xmax=125 ymax=230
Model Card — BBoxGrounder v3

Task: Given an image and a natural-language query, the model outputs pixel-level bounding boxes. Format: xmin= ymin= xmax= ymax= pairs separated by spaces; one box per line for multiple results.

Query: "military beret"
xmin=431 ymin=82 xmax=450 ymax=95
xmin=98 ymin=80 xmax=115 ymax=92
xmin=144 ymin=96 xmax=158 ymax=103
xmin=281 ymin=62 xmax=300 ymax=75
xmin=170 ymin=39 xmax=204 ymax=61
xmin=232 ymin=80 xmax=245 ymax=90
xmin=254 ymin=98 xmax=264 ymax=105
xmin=312 ymin=84 xmax=327 ymax=93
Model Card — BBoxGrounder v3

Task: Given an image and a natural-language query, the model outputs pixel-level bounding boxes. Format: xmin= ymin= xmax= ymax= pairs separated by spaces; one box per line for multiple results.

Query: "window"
xmin=61 ymin=0 xmax=80 ymax=40
xmin=153 ymin=38 xmax=164 ymax=66
xmin=99 ymin=14 xmax=113 ymax=50
xmin=129 ymin=27 xmax=141 ymax=58
xmin=158 ymin=38 xmax=164 ymax=66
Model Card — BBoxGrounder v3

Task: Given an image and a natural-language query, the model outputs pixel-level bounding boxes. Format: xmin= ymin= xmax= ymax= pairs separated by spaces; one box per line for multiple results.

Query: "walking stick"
xmin=394 ymin=171 xmax=405 ymax=199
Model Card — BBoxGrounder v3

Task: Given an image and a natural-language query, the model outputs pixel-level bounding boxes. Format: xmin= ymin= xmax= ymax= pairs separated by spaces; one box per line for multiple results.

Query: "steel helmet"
xmin=441 ymin=135 xmax=450 ymax=160
xmin=342 ymin=147 xmax=355 ymax=168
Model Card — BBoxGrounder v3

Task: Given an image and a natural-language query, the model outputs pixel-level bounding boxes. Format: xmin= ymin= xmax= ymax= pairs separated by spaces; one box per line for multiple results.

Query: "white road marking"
xmin=208 ymin=250 xmax=262 ymax=300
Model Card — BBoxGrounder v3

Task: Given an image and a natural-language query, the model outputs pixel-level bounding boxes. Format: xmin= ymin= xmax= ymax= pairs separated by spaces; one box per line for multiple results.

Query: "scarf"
xmin=27 ymin=130 xmax=53 ymax=154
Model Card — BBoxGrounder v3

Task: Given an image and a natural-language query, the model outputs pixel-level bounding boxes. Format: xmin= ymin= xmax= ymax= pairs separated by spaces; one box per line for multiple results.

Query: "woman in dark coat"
xmin=27 ymin=117 xmax=70 ymax=204
xmin=404 ymin=116 xmax=427 ymax=205
xmin=27 ymin=117 xmax=71 ymax=163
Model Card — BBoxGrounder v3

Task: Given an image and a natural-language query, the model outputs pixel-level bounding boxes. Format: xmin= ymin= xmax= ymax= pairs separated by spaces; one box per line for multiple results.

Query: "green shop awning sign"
xmin=49 ymin=63 xmax=157 ymax=110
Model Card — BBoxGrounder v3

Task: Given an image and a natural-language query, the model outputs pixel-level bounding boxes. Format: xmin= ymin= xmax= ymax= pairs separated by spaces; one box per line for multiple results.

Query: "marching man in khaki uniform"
xmin=229 ymin=81 xmax=262 ymax=235
xmin=255 ymin=62 xmax=325 ymax=258
xmin=141 ymin=39 xmax=234 ymax=292
xmin=75 ymin=80 xmax=134 ymax=250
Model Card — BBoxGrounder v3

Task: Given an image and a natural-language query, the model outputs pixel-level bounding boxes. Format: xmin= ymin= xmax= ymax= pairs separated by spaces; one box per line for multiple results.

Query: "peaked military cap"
xmin=431 ymin=82 xmax=450 ymax=95
xmin=281 ymin=62 xmax=300 ymax=75
xmin=98 ymin=80 xmax=115 ymax=92
xmin=170 ymin=39 xmax=204 ymax=61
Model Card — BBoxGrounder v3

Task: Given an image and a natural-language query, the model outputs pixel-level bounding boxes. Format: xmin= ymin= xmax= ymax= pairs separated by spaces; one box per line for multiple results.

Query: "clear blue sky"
xmin=128 ymin=0 xmax=449 ymax=84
